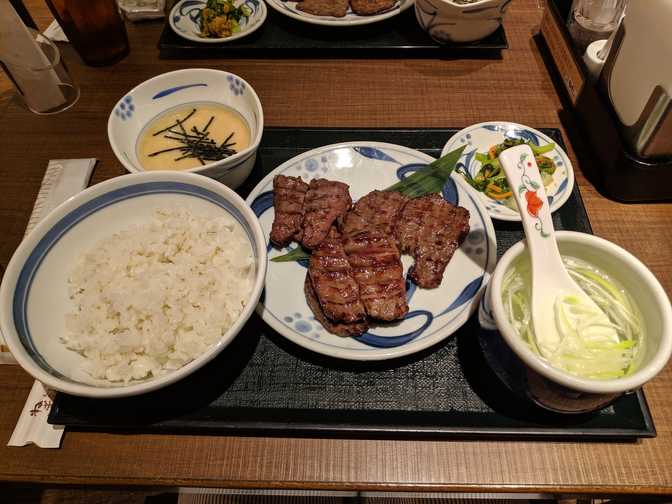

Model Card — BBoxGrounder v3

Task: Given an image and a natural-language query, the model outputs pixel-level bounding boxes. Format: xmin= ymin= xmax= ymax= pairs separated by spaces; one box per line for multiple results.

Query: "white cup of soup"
xmin=108 ymin=69 xmax=263 ymax=189
xmin=487 ymin=231 xmax=672 ymax=395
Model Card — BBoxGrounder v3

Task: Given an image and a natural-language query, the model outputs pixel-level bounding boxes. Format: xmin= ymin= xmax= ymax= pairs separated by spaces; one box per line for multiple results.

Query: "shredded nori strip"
xmin=220 ymin=131 xmax=234 ymax=147
xmin=148 ymin=109 xmax=237 ymax=163
xmin=151 ymin=108 xmax=197 ymax=137
xmin=203 ymin=116 xmax=214 ymax=132
xmin=147 ymin=146 xmax=189 ymax=157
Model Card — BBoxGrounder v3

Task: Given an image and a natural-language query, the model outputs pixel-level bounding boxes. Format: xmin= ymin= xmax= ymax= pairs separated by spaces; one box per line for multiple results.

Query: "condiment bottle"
xmin=43 ymin=0 xmax=130 ymax=66
xmin=567 ymin=0 xmax=627 ymax=54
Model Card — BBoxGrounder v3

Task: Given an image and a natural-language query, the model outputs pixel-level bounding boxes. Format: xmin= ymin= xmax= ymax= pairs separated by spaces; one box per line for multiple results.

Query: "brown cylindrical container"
xmin=43 ymin=0 xmax=129 ymax=66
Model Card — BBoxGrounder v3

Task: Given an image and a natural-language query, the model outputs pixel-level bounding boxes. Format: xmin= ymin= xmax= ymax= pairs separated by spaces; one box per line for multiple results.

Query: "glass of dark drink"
xmin=43 ymin=0 xmax=130 ymax=66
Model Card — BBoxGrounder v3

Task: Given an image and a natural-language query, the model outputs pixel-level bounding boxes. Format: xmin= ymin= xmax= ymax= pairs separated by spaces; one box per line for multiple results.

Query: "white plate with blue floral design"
xmin=441 ymin=122 xmax=575 ymax=222
xmin=264 ymin=0 xmax=413 ymax=27
xmin=246 ymin=142 xmax=497 ymax=361
xmin=169 ymin=0 xmax=267 ymax=43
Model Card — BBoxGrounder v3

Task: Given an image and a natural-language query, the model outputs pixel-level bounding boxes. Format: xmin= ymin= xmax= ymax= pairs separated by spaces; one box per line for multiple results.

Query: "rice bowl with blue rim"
xmin=0 ymin=171 xmax=267 ymax=398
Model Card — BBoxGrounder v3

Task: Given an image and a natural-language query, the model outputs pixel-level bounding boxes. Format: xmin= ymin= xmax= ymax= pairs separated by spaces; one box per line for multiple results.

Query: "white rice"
xmin=64 ymin=207 xmax=255 ymax=386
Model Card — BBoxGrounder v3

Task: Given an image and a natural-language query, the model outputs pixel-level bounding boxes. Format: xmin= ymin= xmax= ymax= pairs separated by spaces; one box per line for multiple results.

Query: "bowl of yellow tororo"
xmin=108 ymin=68 xmax=264 ymax=189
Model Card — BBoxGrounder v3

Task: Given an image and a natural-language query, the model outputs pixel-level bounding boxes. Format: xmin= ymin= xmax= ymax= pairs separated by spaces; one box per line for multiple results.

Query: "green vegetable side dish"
xmin=502 ymin=255 xmax=644 ymax=380
xmin=200 ymin=0 xmax=252 ymax=38
xmin=270 ymin=145 xmax=466 ymax=263
xmin=458 ymin=138 xmax=557 ymax=211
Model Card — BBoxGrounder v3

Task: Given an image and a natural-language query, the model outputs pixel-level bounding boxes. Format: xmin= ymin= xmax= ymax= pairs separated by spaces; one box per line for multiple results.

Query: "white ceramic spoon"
xmin=498 ymin=145 xmax=616 ymax=358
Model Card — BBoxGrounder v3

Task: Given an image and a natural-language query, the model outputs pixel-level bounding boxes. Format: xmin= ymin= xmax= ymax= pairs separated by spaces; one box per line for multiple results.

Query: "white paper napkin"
xmin=43 ymin=20 xmax=68 ymax=43
xmin=8 ymin=381 xmax=65 ymax=448
xmin=118 ymin=0 xmax=166 ymax=21
xmin=5 ymin=158 xmax=95 ymax=448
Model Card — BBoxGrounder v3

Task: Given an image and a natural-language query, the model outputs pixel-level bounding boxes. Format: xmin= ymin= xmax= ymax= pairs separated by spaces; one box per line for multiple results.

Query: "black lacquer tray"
xmin=49 ymin=127 xmax=655 ymax=440
xmin=158 ymin=8 xmax=508 ymax=59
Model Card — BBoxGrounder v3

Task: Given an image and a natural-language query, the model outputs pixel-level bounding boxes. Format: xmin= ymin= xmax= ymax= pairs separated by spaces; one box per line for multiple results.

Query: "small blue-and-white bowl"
xmin=169 ymin=0 xmax=267 ymax=44
xmin=0 ymin=171 xmax=267 ymax=398
xmin=108 ymin=69 xmax=264 ymax=189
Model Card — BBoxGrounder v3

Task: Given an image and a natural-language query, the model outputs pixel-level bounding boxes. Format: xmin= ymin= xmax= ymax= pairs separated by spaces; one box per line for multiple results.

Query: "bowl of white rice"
xmin=0 ymin=171 xmax=267 ymax=398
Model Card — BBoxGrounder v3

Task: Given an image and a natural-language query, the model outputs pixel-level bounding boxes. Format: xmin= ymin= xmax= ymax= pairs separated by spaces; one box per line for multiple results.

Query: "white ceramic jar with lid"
xmin=414 ymin=0 xmax=512 ymax=44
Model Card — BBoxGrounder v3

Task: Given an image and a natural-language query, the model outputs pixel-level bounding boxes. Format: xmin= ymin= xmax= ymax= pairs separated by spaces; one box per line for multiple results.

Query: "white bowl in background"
xmin=488 ymin=231 xmax=672 ymax=395
xmin=0 ymin=171 xmax=267 ymax=398
xmin=415 ymin=0 xmax=512 ymax=44
xmin=169 ymin=0 xmax=267 ymax=44
xmin=108 ymin=68 xmax=264 ymax=189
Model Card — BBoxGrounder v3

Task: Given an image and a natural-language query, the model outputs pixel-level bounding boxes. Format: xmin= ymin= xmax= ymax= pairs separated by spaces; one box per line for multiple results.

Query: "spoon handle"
xmin=498 ymin=145 xmax=560 ymax=269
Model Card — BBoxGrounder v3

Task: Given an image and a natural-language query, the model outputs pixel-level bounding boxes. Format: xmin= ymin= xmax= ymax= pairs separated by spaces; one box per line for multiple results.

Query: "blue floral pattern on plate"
xmin=354 ymin=146 xmax=399 ymax=164
xmin=442 ymin=122 xmax=575 ymax=222
xmin=246 ymin=142 xmax=497 ymax=361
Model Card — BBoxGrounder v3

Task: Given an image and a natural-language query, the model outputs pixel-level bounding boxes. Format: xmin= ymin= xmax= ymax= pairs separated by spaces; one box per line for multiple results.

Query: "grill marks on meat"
xmin=268 ymin=173 xmax=471 ymax=336
xmin=301 ymin=179 xmax=352 ymax=250
xmin=296 ymin=0 xmax=349 ymax=17
xmin=307 ymin=227 xmax=408 ymax=325
xmin=304 ymin=275 xmax=368 ymax=337
xmin=269 ymin=176 xmax=352 ymax=251
xmin=270 ymin=175 xmax=309 ymax=247
xmin=308 ymin=231 xmax=367 ymax=323
xmin=349 ymin=0 xmax=396 ymax=15
xmin=294 ymin=0 xmax=397 ymax=17
xmin=342 ymin=229 xmax=408 ymax=321
xmin=340 ymin=190 xmax=408 ymax=236
xmin=396 ymin=193 xmax=470 ymax=289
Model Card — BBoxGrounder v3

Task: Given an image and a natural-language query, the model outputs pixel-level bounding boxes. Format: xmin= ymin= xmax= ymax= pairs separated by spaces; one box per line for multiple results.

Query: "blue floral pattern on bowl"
xmin=114 ymin=96 xmax=135 ymax=121
xmin=227 ymin=75 xmax=246 ymax=96
xmin=152 ymin=83 xmax=208 ymax=100
xmin=246 ymin=142 xmax=497 ymax=361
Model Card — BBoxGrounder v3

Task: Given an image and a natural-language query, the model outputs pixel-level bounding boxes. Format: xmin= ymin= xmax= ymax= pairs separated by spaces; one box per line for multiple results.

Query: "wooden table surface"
xmin=1 ymin=0 xmax=671 ymax=496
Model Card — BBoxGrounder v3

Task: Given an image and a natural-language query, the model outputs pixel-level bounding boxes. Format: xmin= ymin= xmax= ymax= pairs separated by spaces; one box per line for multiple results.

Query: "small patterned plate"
xmin=264 ymin=0 xmax=413 ymax=27
xmin=169 ymin=0 xmax=267 ymax=44
xmin=246 ymin=142 xmax=497 ymax=361
xmin=441 ymin=122 xmax=575 ymax=222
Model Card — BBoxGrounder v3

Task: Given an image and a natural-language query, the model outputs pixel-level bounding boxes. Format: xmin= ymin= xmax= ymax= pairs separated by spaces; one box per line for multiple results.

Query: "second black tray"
xmin=158 ymin=8 xmax=508 ymax=58
xmin=49 ymin=127 xmax=655 ymax=440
